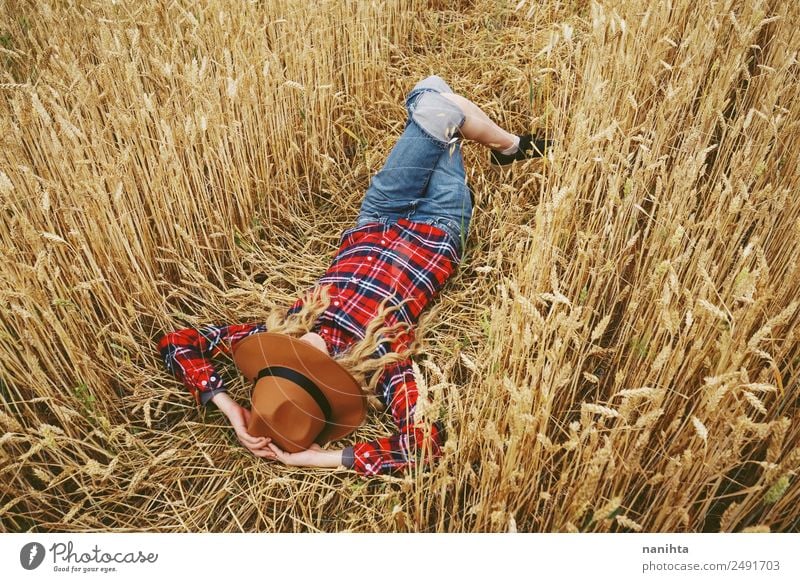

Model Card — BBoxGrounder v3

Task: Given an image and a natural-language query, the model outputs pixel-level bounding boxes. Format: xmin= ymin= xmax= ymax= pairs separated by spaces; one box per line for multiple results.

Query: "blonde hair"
xmin=263 ymin=284 xmax=420 ymax=410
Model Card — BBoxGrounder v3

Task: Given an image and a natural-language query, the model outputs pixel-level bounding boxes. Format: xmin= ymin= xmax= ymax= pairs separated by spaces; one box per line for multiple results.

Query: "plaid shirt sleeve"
xmin=346 ymin=358 xmax=447 ymax=476
xmin=157 ymin=323 xmax=267 ymax=406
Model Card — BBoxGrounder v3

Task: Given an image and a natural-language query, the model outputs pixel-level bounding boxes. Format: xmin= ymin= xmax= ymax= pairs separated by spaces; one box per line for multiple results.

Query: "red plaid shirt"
xmin=157 ymin=218 xmax=459 ymax=476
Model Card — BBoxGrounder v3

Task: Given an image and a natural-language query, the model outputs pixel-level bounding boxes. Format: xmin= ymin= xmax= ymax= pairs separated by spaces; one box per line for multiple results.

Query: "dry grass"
xmin=1 ymin=0 xmax=799 ymax=532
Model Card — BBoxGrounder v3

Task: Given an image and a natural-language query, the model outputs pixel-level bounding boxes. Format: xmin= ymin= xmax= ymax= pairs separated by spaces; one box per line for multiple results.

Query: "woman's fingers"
xmin=237 ymin=430 xmax=270 ymax=450
xmin=237 ymin=433 xmax=261 ymax=447
xmin=250 ymin=447 xmax=276 ymax=459
xmin=266 ymin=443 xmax=291 ymax=464
xmin=236 ymin=427 xmax=267 ymax=447
xmin=246 ymin=437 xmax=270 ymax=451
xmin=221 ymin=406 xmax=274 ymax=458
xmin=242 ymin=435 xmax=265 ymax=447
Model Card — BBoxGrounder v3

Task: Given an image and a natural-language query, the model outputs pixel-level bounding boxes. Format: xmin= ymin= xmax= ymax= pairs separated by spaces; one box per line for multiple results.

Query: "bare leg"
xmin=440 ymin=92 xmax=517 ymax=151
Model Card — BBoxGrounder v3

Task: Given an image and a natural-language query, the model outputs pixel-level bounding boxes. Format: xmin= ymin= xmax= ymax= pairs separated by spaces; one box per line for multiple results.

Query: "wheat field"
xmin=1 ymin=0 xmax=799 ymax=533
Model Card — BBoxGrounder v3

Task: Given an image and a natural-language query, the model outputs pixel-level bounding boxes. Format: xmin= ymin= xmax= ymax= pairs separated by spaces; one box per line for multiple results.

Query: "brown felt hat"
xmin=231 ymin=332 xmax=366 ymax=453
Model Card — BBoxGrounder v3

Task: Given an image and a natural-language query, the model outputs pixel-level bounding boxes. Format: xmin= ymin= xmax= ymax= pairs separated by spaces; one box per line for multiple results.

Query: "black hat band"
xmin=254 ymin=365 xmax=333 ymax=423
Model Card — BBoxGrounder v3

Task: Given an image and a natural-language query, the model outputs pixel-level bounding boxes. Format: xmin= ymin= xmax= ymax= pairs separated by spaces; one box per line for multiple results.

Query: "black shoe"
xmin=490 ymin=134 xmax=552 ymax=166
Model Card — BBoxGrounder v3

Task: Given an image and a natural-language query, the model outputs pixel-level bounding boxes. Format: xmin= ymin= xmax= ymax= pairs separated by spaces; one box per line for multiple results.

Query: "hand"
xmin=214 ymin=394 xmax=273 ymax=459
xmin=267 ymin=442 xmax=343 ymax=468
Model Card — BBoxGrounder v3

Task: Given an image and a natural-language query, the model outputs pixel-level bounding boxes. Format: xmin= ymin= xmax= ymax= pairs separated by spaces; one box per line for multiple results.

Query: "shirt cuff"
xmin=200 ymin=386 xmax=227 ymax=406
xmin=341 ymin=446 xmax=355 ymax=468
